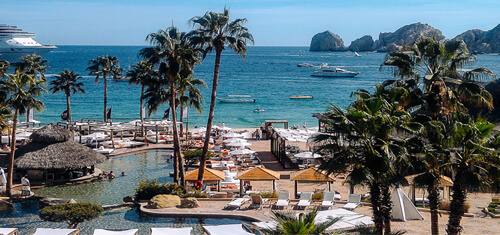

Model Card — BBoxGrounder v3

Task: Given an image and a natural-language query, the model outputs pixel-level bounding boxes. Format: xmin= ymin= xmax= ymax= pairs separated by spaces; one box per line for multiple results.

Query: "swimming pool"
xmin=1 ymin=150 xmax=251 ymax=234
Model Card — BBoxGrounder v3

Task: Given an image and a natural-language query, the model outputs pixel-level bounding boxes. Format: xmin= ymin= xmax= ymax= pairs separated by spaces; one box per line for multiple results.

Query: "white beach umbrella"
xmin=190 ymin=127 xmax=207 ymax=133
xmin=294 ymin=151 xmax=321 ymax=159
xmin=223 ymin=132 xmax=243 ymax=138
xmin=224 ymin=138 xmax=247 ymax=143
xmin=229 ymin=149 xmax=256 ymax=155
xmin=226 ymin=141 xmax=252 ymax=147
xmin=241 ymin=131 xmax=254 ymax=139
xmin=83 ymin=132 xmax=108 ymax=140
xmin=219 ymin=126 xmax=232 ymax=131
xmin=16 ymin=131 xmax=33 ymax=138
xmin=211 ymin=125 xmax=220 ymax=130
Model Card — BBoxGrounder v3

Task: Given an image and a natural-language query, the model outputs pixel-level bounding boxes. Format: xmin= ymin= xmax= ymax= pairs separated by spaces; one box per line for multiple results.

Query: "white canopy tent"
xmin=391 ymin=187 xmax=424 ymax=221
xmin=223 ymin=132 xmax=244 ymax=138
xmin=294 ymin=151 xmax=321 ymax=159
xmin=229 ymin=149 xmax=256 ymax=155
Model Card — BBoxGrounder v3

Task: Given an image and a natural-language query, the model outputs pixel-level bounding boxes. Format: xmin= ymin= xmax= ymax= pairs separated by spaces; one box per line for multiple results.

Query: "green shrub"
xmin=183 ymin=149 xmax=215 ymax=165
xmin=39 ymin=202 xmax=103 ymax=228
xmin=487 ymin=201 xmax=500 ymax=214
xmin=135 ymin=179 xmax=186 ymax=200
xmin=312 ymin=192 xmax=323 ymax=201
xmin=184 ymin=190 xmax=209 ymax=198
xmin=254 ymin=192 xmax=278 ymax=198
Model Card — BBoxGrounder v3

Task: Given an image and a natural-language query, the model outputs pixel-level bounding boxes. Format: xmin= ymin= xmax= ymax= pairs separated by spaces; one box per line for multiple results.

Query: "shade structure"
xmin=391 ymin=187 xmax=424 ymax=221
xmin=226 ymin=141 xmax=252 ymax=147
xmin=229 ymin=149 xmax=256 ymax=155
xmin=82 ymin=132 xmax=108 ymax=140
xmin=294 ymin=151 xmax=321 ymax=159
xmin=15 ymin=124 xmax=106 ymax=170
xmin=219 ymin=126 xmax=232 ymax=131
xmin=223 ymin=132 xmax=243 ymax=138
xmin=224 ymin=138 xmax=247 ymax=143
xmin=190 ymin=127 xmax=207 ymax=133
xmin=290 ymin=167 xmax=335 ymax=198
xmin=203 ymin=224 xmax=252 ymax=235
xmin=236 ymin=167 xmax=281 ymax=195
xmin=405 ymin=173 xmax=453 ymax=202
xmin=185 ymin=168 xmax=225 ymax=192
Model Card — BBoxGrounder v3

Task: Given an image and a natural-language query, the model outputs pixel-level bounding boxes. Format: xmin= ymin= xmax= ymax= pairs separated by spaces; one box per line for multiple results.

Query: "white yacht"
xmin=311 ymin=65 xmax=360 ymax=77
xmin=0 ymin=24 xmax=56 ymax=62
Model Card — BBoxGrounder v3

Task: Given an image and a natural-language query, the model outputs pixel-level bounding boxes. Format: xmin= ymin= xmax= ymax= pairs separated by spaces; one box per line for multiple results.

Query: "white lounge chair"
xmin=93 ymin=229 xmax=138 ymax=235
xmin=203 ymin=224 xmax=253 ymax=235
xmin=249 ymin=195 xmax=269 ymax=210
xmin=225 ymin=198 xmax=249 ymax=209
xmin=150 ymin=227 xmax=192 ymax=235
xmin=31 ymin=228 xmax=79 ymax=235
xmin=296 ymin=192 xmax=312 ymax=209
xmin=275 ymin=191 xmax=290 ymax=209
xmin=343 ymin=194 xmax=362 ymax=210
xmin=320 ymin=191 xmax=336 ymax=209
xmin=0 ymin=228 xmax=18 ymax=235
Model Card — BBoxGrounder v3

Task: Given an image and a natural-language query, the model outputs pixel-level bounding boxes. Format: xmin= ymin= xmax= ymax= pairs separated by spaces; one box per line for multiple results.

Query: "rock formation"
xmin=180 ymin=197 xmax=199 ymax=208
xmin=374 ymin=23 xmax=445 ymax=52
xmin=348 ymin=35 xmax=374 ymax=52
xmin=454 ymin=23 xmax=500 ymax=54
xmin=39 ymin=198 xmax=77 ymax=208
xmin=310 ymin=31 xmax=345 ymax=51
xmin=147 ymin=194 xmax=181 ymax=209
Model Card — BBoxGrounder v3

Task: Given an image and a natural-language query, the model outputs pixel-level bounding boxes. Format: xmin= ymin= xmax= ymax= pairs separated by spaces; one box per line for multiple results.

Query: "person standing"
xmin=21 ymin=175 xmax=31 ymax=194
xmin=0 ymin=168 xmax=6 ymax=193
xmin=256 ymin=129 xmax=261 ymax=141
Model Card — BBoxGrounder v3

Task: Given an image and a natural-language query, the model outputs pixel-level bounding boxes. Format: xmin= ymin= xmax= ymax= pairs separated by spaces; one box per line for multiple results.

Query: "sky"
xmin=1 ymin=0 xmax=499 ymax=46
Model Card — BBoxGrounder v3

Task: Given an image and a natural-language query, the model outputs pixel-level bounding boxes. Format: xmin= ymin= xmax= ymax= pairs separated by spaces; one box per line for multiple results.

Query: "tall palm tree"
xmin=141 ymin=26 xmax=201 ymax=187
xmin=127 ymin=61 xmax=155 ymax=122
xmin=0 ymin=59 xmax=10 ymax=78
xmin=178 ymin=72 xmax=205 ymax=136
xmin=259 ymin=209 xmax=342 ymax=235
xmin=87 ymin=56 xmax=124 ymax=122
xmin=189 ymin=7 xmax=254 ymax=182
xmin=14 ymin=54 xmax=49 ymax=80
xmin=49 ymin=70 xmax=85 ymax=123
xmin=0 ymin=72 xmax=46 ymax=196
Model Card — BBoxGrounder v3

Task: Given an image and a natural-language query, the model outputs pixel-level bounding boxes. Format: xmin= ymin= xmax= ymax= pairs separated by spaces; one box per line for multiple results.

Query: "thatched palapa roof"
xmin=405 ymin=173 xmax=453 ymax=187
xmin=14 ymin=124 xmax=106 ymax=170
xmin=185 ymin=168 xmax=225 ymax=181
xmin=290 ymin=168 xmax=335 ymax=182
xmin=236 ymin=167 xmax=280 ymax=180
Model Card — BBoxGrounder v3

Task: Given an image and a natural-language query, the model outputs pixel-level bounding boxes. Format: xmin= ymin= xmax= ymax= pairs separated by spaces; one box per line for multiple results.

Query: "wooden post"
xmin=328 ymin=181 xmax=331 ymax=191
xmin=217 ymin=181 xmax=221 ymax=192
xmin=272 ymin=179 xmax=276 ymax=192
xmin=294 ymin=181 xmax=298 ymax=199
xmin=156 ymin=125 xmax=159 ymax=143
xmin=240 ymin=179 xmax=244 ymax=196
xmin=110 ymin=130 xmax=115 ymax=149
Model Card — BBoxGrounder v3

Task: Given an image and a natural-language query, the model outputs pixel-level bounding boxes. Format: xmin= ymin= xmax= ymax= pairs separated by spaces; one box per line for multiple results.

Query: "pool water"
xmin=1 ymin=150 xmax=251 ymax=234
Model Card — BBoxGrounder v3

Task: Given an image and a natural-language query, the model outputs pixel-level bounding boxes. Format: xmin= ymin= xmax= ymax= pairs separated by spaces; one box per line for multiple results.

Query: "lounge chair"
xmin=31 ymin=228 xmax=79 ymax=235
xmin=225 ymin=198 xmax=249 ymax=209
xmin=343 ymin=194 xmax=362 ymax=210
xmin=274 ymin=191 xmax=290 ymax=209
xmin=203 ymin=224 xmax=253 ymax=235
xmin=320 ymin=191 xmax=336 ymax=209
xmin=0 ymin=228 xmax=18 ymax=235
xmin=296 ymin=192 xmax=312 ymax=210
xmin=249 ymin=195 xmax=269 ymax=210
xmin=93 ymin=229 xmax=138 ymax=235
xmin=150 ymin=227 xmax=192 ymax=235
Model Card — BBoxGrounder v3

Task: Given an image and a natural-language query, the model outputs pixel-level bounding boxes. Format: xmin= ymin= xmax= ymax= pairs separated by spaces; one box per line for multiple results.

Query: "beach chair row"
xmin=226 ymin=191 xmax=363 ymax=210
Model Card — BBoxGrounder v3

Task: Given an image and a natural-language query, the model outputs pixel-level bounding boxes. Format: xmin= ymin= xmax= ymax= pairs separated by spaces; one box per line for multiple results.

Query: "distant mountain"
xmin=453 ymin=23 xmax=500 ymax=54
xmin=309 ymin=31 xmax=345 ymax=51
xmin=373 ymin=23 xmax=445 ymax=52
xmin=347 ymin=35 xmax=374 ymax=52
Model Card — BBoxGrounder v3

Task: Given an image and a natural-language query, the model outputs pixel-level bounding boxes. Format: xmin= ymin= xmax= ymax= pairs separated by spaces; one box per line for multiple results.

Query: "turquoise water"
xmin=31 ymin=46 xmax=500 ymax=128
xmin=0 ymin=150 xmax=249 ymax=235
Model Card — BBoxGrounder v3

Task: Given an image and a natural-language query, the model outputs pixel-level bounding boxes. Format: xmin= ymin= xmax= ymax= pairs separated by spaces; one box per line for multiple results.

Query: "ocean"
xmin=28 ymin=46 xmax=500 ymax=128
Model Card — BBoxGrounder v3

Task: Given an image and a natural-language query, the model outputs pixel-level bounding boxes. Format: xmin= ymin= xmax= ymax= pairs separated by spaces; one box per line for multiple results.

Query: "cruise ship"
xmin=0 ymin=24 xmax=56 ymax=62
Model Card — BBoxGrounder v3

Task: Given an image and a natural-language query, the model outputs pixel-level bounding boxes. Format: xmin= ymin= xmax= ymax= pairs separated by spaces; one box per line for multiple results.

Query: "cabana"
xmin=235 ymin=167 xmax=281 ymax=196
xmin=290 ymin=167 xmax=335 ymax=198
xmin=405 ymin=173 xmax=453 ymax=203
xmin=185 ymin=168 xmax=225 ymax=192
xmin=14 ymin=124 xmax=106 ymax=182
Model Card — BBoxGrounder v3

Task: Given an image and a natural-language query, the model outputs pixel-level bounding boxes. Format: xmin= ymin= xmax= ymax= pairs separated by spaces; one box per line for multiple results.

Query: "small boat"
xmin=354 ymin=52 xmax=361 ymax=57
xmin=253 ymin=109 xmax=266 ymax=112
xmin=290 ymin=96 xmax=313 ymax=99
xmin=297 ymin=63 xmax=315 ymax=67
xmin=311 ymin=66 xmax=360 ymax=77
xmin=217 ymin=98 xmax=256 ymax=103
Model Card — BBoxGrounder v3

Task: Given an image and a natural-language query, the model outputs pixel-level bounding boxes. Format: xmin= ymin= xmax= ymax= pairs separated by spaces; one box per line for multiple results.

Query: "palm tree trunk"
xmin=169 ymin=74 xmax=184 ymax=187
xmin=198 ymin=48 xmax=222 ymax=182
xmin=381 ymin=184 xmax=392 ymax=235
xmin=179 ymin=102 xmax=184 ymax=137
xmin=428 ymin=183 xmax=440 ymax=235
xmin=66 ymin=92 xmax=71 ymax=123
xmin=103 ymin=74 xmax=108 ymax=122
xmin=140 ymin=85 xmax=144 ymax=122
xmin=369 ymin=183 xmax=384 ymax=235
xmin=447 ymin=171 xmax=466 ymax=235
xmin=6 ymin=109 xmax=18 ymax=197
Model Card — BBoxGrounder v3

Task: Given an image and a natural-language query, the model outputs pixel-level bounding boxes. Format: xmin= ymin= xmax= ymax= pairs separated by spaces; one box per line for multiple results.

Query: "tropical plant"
xmin=141 ymin=26 xmax=201 ymax=187
xmin=183 ymin=149 xmax=214 ymax=166
xmin=0 ymin=72 xmax=46 ymax=196
xmin=0 ymin=103 xmax=12 ymax=136
xmin=49 ymin=70 xmax=85 ymax=123
xmin=0 ymin=59 xmax=9 ymax=78
xmin=189 ymin=7 xmax=254 ymax=182
xmin=14 ymin=54 xmax=49 ymax=80
xmin=259 ymin=209 xmax=342 ymax=235
xmin=127 ymin=61 xmax=155 ymax=122
xmin=87 ymin=55 xmax=124 ymax=122
xmin=135 ymin=179 xmax=186 ymax=200
xmin=39 ymin=202 xmax=103 ymax=228
xmin=178 ymin=74 xmax=205 ymax=136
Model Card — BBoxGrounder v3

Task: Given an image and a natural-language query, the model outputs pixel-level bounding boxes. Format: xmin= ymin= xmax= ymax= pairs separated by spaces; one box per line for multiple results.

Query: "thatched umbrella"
xmin=290 ymin=167 xmax=335 ymax=198
xmin=235 ymin=167 xmax=280 ymax=195
xmin=14 ymin=124 xmax=106 ymax=180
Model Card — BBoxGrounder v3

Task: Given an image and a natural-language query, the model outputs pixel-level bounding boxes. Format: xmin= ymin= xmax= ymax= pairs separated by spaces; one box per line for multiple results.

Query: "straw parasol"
xmin=236 ymin=167 xmax=281 ymax=195
xmin=14 ymin=124 xmax=106 ymax=172
xmin=405 ymin=173 xmax=453 ymax=202
xmin=290 ymin=167 xmax=335 ymax=198
xmin=184 ymin=168 xmax=225 ymax=191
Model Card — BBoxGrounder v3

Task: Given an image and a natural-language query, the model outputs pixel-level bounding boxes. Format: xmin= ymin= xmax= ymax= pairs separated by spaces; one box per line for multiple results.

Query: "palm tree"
xmin=189 ymin=7 xmax=254 ymax=182
xmin=127 ymin=61 xmax=155 ymax=122
xmin=141 ymin=26 xmax=201 ymax=187
xmin=49 ymin=70 xmax=85 ymax=123
xmin=178 ymin=72 xmax=205 ymax=136
xmin=0 ymin=59 xmax=9 ymax=78
xmin=14 ymin=54 xmax=49 ymax=80
xmin=259 ymin=209 xmax=342 ymax=235
xmin=0 ymin=72 xmax=46 ymax=196
xmin=87 ymin=55 xmax=124 ymax=122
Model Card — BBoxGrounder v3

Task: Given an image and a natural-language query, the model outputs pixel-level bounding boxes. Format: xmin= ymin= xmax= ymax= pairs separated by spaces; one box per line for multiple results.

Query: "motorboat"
xmin=311 ymin=65 xmax=360 ymax=77
xmin=290 ymin=95 xmax=313 ymax=99
xmin=253 ymin=109 xmax=266 ymax=112
xmin=0 ymin=24 xmax=56 ymax=62
xmin=297 ymin=63 xmax=315 ymax=67
xmin=217 ymin=95 xmax=256 ymax=103
xmin=354 ymin=52 xmax=361 ymax=57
